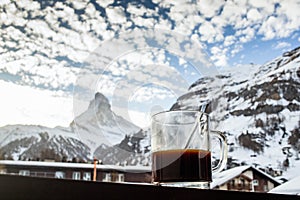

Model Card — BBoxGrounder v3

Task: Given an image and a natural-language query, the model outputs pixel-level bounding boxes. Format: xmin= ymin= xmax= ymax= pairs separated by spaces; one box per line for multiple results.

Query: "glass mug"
xmin=151 ymin=110 xmax=227 ymax=189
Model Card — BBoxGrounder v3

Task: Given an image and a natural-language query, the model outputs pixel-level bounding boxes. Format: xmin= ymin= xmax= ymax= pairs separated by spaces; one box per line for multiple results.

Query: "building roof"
xmin=269 ymin=175 xmax=300 ymax=195
xmin=211 ymin=165 xmax=281 ymax=189
xmin=0 ymin=160 xmax=151 ymax=173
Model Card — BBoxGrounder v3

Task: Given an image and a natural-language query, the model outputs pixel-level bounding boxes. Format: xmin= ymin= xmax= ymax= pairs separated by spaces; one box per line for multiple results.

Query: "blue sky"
xmin=224 ymin=34 xmax=300 ymax=66
xmin=0 ymin=0 xmax=300 ymax=128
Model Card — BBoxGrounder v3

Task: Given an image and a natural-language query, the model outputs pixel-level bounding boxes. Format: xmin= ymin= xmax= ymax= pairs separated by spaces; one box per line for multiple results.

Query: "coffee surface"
xmin=152 ymin=149 xmax=212 ymax=182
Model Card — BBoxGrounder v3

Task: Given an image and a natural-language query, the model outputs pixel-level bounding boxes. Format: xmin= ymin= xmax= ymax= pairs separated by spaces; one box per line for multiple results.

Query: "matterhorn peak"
xmin=87 ymin=92 xmax=111 ymax=112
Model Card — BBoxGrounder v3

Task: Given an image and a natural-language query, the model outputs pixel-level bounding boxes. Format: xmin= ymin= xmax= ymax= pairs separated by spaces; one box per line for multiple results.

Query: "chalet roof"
xmin=0 ymin=160 xmax=151 ymax=173
xmin=269 ymin=175 xmax=300 ymax=195
xmin=211 ymin=165 xmax=281 ymax=189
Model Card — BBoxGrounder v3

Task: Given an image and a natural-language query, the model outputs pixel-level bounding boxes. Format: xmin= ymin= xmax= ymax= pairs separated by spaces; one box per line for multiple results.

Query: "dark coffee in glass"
xmin=152 ymin=149 xmax=212 ymax=183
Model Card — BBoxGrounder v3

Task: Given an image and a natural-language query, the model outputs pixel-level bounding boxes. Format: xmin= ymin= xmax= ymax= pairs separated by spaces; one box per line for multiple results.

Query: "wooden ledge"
xmin=0 ymin=174 xmax=299 ymax=200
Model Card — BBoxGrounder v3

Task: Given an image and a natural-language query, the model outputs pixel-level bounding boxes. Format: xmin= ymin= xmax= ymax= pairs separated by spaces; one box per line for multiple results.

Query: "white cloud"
xmin=258 ymin=16 xmax=277 ymax=40
xmin=199 ymin=21 xmax=223 ymax=43
xmin=115 ymin=105 xmax=164 ymax=128
xmin=27 ymin=20 xmax=56 ymax=39
xmin=106 ymin=6 xmax=127 ymax=24
xmin=0 ymin=80 xmax=73 ymax=128
xmin=274 ymin=41 xmax=291 ymax=49
xmin=247 ymin=8 xmax=263 ymax=22
xmin=276 ymin=0 xmax=300 ymax=32
xmin=130 ymin=86 xmax=175 ymax=102
xmin=128 ymin=109 xmax=150 ymax=128
xmin=248 ymin=0 xmax=275 ymax=14
xmin=198 ymin=0 xmax=225 ymax=18
xmin=256 ymin=1 xmax=300 ymax=40
xmin=221 ymin=1 xmax=247 ymax=27
xmin=210 ymin=15 xmax=226 ymax=29
xmin=248 ymin=0 xmax=270 ymax=8
xmin=224 ymin=35 xmax=236 ymax=47
xmin=258 ymin=14 xmax=294 ymax=40
xmin=97 ymin=0 xmax=114 ymax=8
xmin=127 ymin=3 xmax=147 ymax=16
xmin=133 ymin=16 xmax=156 ymax=29
xmin=71 ymin=1 xmax=88 ymax=10
xmin=168 ymin=2 xmax=204 ymax=35
xmin=231 ymin=44 xmax=243 ymax=57
xmin=237 ymin=27 xmax=255 ymax=43
xmin=210 ymin=46 xmax=228 ymax=67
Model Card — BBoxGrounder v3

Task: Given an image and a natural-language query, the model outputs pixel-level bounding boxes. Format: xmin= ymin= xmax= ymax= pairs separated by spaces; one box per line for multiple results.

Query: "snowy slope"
xmin=0 ymin=124 xmax=91 ymax=161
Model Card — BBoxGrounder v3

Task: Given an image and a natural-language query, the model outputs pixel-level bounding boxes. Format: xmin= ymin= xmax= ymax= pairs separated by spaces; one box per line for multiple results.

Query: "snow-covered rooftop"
xmin=0 ymin=160 xmax=151 ymax=172
xmin=211 ymin=165 xmax=249 ymax=188
xmin=269 ymin=176 xmax=300 ymax=195
xmin=211 ymin=165 xmax=281 ymax=189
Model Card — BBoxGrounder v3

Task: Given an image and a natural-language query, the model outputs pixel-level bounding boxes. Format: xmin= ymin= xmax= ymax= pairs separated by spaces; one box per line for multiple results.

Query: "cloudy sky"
xmin=0 ymin=0 xmax=300 ymax=128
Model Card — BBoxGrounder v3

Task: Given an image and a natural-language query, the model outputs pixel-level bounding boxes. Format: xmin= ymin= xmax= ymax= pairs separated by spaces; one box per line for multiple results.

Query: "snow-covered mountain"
xmin=93 ymin=128 xmax=151 ymax=165
xmin=0 ymin=92 xmax=146 ymax=163
xmin=0 ymin=124 xmax=91 ymax=161
xmin=172 ymin=46 xmax=300 ymax=178
xmin=70 ymin=92 xmax=140 ymax=152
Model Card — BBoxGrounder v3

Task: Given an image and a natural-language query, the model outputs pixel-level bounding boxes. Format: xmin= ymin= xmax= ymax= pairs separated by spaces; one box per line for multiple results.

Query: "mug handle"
xmin=210 ymin=130 xmax=228 ymax=173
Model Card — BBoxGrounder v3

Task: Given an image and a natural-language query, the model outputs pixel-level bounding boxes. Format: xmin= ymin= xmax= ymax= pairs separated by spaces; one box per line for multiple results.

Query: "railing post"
xmin=93 ymin=159 xmax=97 ymax=181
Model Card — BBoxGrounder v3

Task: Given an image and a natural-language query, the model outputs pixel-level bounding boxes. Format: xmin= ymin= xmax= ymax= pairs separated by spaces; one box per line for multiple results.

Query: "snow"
xmin=211 ymin=165 xmax=249 ymax=188
xmin=0 ymin=124 xmax=77 ymax=147
xmin=269 ymin=175 xmax=300 ymax=195
xmin=278 ymin=160 xmax=300 ymax=180
xmin=11 ymin=147 xmax=29 ymax=161
xmin=0 ymin=160 xmax=151 ymax=172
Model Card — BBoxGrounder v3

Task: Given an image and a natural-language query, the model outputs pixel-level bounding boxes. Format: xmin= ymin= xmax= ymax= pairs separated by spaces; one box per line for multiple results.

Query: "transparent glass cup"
xmin=151 ymin=110 xmax=227 ymax=189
